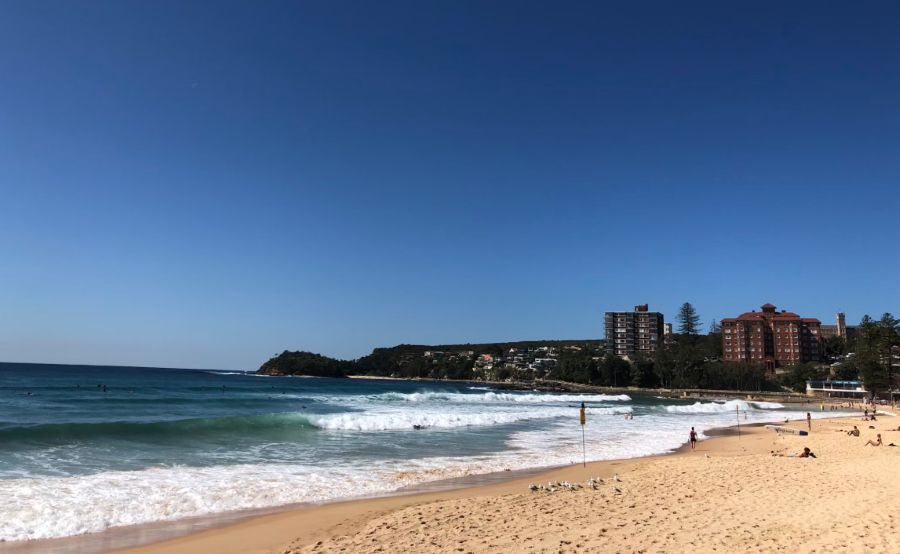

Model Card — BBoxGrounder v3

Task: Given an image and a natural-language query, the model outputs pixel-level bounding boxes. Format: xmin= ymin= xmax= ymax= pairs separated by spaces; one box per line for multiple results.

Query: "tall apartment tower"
xmin=604 ymin=304 xmax=665 ymax=357
xmin=836 ymin=312 xmax=847 ymax=340
xmin=721 ymin=303 xmax=823 ymax=374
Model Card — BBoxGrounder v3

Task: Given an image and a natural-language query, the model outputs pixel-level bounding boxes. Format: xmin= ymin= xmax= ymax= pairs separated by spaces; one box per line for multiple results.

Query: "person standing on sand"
xmin=689 ymin=427 xmax=698 ymax=450
xmin=807 ymin=412 xmax=811 ymax=431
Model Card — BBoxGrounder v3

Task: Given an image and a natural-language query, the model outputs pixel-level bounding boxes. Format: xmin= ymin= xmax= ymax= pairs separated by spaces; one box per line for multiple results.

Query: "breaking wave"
xmin=664 ymin=399 xmax=784 ymax=414
xmin=310 ymin=406 xmax=631 ymax=431
xmin=352 ymin=391 xmax=631 ymax=404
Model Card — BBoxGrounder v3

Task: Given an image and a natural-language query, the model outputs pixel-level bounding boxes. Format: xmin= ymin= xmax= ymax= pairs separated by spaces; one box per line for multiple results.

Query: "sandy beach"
xmin=86 ymin=410 xmax=899 ymax=554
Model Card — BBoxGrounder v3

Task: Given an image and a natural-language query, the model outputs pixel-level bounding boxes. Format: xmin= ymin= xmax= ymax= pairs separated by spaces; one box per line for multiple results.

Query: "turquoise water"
xmin=0 ymin=362 xmax=821 ymax=541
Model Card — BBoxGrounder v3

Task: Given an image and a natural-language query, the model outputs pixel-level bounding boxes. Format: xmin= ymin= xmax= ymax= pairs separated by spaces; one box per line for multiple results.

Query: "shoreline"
xmin=121 ymin=410 xmax=897 ymax=554
xmin=1 ymin=411 xmax=844 ymax=554
xmin=118 ymin=414 xmax=867 ymax=554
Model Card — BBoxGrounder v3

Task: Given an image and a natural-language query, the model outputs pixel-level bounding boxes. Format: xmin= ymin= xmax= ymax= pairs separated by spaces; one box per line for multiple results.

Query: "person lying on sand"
xmin=772 ymin=447 xmax=816 ymax=458
xmin=865 ymin=434 xmax=882 ymax=447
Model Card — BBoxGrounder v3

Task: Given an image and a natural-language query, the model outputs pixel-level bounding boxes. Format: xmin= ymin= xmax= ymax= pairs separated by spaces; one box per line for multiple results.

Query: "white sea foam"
xmin=204 ymin=371 xmax=250 ymax=376
xmin=749 ymin=400 xmax=785 ymax=410
xmin=0 ymin=458 xmax=509 ymax=541
xmin=309 ymin=406 xmax=631 ymax=431
xmin=328 ymin=391 xmax=631 ymax=404
xmin=664 ymin=399 xmax=783 ymax=414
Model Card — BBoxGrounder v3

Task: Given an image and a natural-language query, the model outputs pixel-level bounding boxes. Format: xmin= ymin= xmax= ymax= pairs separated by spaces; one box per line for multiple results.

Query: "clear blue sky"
xmin=1 ymin=1 xmax=898 ymax=369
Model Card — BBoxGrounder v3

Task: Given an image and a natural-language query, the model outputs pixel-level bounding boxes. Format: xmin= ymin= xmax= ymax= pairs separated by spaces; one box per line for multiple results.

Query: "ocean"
xmin=0 ymin=362 xmax=830 ymax=543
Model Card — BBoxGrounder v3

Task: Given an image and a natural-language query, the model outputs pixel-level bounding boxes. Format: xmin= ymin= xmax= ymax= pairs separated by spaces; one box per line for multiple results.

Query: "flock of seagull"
xmin=528 ymin=473 xmax=623 ymax=494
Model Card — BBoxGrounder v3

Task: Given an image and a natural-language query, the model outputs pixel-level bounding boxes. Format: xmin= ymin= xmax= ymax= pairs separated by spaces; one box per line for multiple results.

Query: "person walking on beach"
xmin=807 ymin=412 xmax=811 ymax=431
xmin=689 ymin=427 xmax=698 ymax=450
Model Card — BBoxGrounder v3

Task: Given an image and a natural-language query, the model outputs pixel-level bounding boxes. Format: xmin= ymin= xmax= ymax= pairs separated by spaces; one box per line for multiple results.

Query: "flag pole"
xmin=580 ymin=402 xmax=586 ymax=467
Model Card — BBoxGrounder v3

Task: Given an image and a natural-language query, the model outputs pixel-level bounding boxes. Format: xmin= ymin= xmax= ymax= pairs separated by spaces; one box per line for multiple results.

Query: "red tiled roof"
xmin=772 ymin=312 xmax=801 ymax=319
xmin=733 ymin=311 xmax=780 ymax=321
xmin=721 ymin=307 xmax=819 ymax=324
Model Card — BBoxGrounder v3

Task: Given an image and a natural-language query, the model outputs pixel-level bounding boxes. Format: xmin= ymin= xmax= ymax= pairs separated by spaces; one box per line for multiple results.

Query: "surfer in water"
xmin=689 ymin=427 xmax=698 ymax=450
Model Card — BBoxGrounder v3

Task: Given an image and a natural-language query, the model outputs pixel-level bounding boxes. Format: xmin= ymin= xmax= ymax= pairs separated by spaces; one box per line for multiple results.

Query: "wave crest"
xmin=310 ymin=406 xmax=631 ymax=431
xmin=360 ymin=391 xmax=631 ymax=404
xmin=664 ymin=399 xmax=783 ymax=414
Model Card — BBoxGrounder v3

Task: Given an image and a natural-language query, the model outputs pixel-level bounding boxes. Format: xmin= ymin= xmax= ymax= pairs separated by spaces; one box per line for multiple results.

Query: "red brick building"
xmin=721 ymin=303 xmax=823 ymax=373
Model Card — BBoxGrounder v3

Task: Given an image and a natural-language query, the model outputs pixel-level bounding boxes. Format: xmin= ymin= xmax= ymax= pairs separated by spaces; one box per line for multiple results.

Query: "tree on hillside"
xmin=857 ymin=351 xmax=890 ymax=394
xmin=258 ymin=351 xmax=351 ymax=377
xmin=708 ymin=319 xmax=721 ymax=334
xmin=629 ymin=352 xmax=658 ymax=388
xmin=652 ymin=344 xmax=676 ymax=389
xmin=832 ymin=358 xmax=859 ymax=380
xmin=823 ymin=336 xmax=846 ymax=359
xmin=677 ymin=302 xmax=702 ymax=335
xmin=854 ymin=313 xmax=898 ymax=394
xmin=859 ymin=314 xmax=875 ymax=331
xmin=600 ymin=355 xmax=631 ymax=387
xmin=879 ymin=312 xmax=899 ymax=333
xmin=777 ymin=362 xmax=823 ymax=393
xmin=877 ymin=313 xmax=899 ymax=384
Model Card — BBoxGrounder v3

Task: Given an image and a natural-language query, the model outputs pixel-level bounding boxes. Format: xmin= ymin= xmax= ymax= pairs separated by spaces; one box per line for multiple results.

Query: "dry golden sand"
xmin=115 ymin=413 xmax=900 ymax=554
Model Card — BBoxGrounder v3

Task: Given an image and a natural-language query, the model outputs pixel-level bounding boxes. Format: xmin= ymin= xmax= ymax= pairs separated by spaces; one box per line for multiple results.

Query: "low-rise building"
xmin=806 ymin=379 xmax=867 ymax=399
